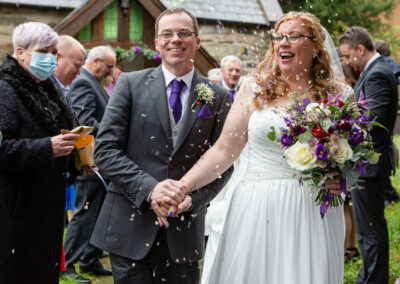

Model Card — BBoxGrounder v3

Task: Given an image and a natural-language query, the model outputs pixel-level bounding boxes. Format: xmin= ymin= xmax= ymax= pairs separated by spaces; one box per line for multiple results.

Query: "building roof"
xmin=0 ymin=0 xmax=283 ymax=24
xmin=160 ymin=0 xmax=283 ymax=25
xmin=0 ymin=0 xmax=86 ymax=9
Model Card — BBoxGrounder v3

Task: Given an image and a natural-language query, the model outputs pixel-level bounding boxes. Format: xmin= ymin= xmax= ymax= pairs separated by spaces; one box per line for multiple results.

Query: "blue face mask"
xmin=23 ymin=49 xmax=57 ymax=81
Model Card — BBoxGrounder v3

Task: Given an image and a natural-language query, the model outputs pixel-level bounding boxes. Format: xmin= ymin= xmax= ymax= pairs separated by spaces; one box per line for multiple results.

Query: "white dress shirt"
xmin=162 ymin=64 xmax=194 ymax=113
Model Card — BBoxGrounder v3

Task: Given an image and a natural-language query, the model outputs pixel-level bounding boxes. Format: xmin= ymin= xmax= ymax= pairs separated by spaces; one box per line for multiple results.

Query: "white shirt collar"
xmin=364 ymin=52 xmax=380 ymax=72
xmin=162 ymin=64 xmax=194 ymax=90
xmin=221 ymin=79 xmax=239 ymax=92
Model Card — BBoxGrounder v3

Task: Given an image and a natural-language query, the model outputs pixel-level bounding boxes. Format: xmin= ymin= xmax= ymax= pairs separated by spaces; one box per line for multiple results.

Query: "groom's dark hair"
xmin=155 ymin=8 xmax=199 ymax=37
xmin=339 ymin=26 xmax=374 ymax=52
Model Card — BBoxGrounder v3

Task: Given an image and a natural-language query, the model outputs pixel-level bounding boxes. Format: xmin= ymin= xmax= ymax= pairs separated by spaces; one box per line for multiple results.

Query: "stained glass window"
xmin=78 ymin=22 xmax=92 ymax=41
xmin=129 ymin=0 xmax=143 ymax=41
xmin=104 ymin=0 xmax=118 ymax=40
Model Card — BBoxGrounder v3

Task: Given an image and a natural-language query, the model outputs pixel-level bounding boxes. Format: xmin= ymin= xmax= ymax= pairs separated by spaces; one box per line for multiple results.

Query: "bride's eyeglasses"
xmin=270 ymin=33 xmax=316 ymax=44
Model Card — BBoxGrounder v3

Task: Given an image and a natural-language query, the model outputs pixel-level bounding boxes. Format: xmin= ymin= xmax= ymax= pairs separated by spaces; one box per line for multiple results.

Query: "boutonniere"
xmin=191 ymin=82 xmax=215 ymax=110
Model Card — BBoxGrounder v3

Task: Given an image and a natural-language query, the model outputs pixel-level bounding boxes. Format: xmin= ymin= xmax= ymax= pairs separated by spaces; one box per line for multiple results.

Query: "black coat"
xmin=354 ymin=56 xmax=399 ymax=178
xmin=0 ymin=55 xmax=75 ymax=283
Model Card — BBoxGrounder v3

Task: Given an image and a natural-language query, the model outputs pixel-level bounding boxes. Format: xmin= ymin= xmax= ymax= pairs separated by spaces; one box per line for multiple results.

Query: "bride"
xmin=155 ymin=11 xmax=346 ymax=284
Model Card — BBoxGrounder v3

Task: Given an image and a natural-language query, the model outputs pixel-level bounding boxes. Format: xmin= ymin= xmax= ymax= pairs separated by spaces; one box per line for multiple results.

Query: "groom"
xmin=90 ymin=8 xmax=232 ymax=283
xmin=340 ymin=26 xmax=398 ymax=284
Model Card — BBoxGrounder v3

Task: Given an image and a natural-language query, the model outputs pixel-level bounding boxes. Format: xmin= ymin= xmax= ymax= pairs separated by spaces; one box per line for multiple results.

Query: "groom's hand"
xmin=150 ymin=179 xmax=185 ymax=205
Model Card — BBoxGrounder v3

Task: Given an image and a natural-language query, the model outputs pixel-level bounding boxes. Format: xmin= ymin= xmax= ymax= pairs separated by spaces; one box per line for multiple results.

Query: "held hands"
xmin=150 ymin=179 xmax=190 ymax=227
xmin=51 ymin=133 xmax=79 ymax=157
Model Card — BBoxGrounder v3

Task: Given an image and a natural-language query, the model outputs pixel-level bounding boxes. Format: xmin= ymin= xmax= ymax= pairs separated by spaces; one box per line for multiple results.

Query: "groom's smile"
xmin=155 ymin=12 xmax=200 ymax=76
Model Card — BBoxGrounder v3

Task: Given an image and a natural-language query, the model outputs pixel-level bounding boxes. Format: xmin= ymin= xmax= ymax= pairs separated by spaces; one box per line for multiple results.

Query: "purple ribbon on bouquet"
xmin=320 ymin=177 xmax=348 ymax=218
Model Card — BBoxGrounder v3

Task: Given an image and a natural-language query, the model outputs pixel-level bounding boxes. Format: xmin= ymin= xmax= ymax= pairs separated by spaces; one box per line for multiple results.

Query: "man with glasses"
xmin=90 ymin=8 xmax=232 ymax=284
xmin=63 ymin=46 xmax=116 ymax=278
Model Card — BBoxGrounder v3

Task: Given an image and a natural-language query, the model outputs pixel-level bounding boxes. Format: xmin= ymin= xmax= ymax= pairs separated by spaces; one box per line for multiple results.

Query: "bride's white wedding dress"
xmin=202 ymin=106 xmax=345 ymax=284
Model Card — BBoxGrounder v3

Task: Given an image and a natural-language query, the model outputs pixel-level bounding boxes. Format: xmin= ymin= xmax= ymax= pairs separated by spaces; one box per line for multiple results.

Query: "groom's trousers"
xmin=351 ymin=178 xmax=389 ymax=284
xmin=109 ymin=228 xmax=200 ymax=284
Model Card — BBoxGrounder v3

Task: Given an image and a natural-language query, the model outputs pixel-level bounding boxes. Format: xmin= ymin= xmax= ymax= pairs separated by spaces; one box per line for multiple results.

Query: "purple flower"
xmin=316 ymin=143 xmax=329 ymax=160
xmin=355 ymin=114 xmax=370 ymax=127
xmin=284 ymin=117 xmax=292 ymax=127
xmin=349 ymin=128 xmax=362 ymax=142
xmin=135 ymin=47 xmax=141 ymax=54
xmin=358 ymin=164 xmax=366 ymax=175
xmin=357 ymin=90 xmax=372 ymax=109
xmin=281 ymin=134 xmax=294 ymax=147
xmin=155 ymin=54 xmax=161 ymax=61
xmin=291 ymin=125 xmax=306 ymax=136
xmin=303 ymin=97 xmax=310 ymax=106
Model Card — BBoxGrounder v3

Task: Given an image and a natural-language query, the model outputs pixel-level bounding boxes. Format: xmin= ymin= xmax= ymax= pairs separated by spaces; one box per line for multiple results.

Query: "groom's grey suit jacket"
xmin=90 ymin=66 xmax=232 ymax=263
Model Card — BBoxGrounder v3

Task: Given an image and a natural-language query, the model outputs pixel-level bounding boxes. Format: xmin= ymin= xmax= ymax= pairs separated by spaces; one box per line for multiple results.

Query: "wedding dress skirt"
xmin=202 ymin=108 xmax=344 ymax=284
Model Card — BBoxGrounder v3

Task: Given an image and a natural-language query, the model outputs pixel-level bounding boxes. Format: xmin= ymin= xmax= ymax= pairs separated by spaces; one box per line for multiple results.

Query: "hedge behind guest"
xmin=0 ymin=22 xmax=79 ymax=283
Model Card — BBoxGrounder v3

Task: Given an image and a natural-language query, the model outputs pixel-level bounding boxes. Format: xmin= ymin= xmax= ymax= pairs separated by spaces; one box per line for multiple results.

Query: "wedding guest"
xmin=374 ymin=39 xmax=400 ymax=84
xmin=340 ymin=26 xmax=398 ymax=284
xmin=89 ymin=8 xmax=232 ymax=284
xmin=155 ymin=11 xmax=347 ymax=284
xmin=50 ymin=35 xmax=92 ymax=283
xmin=207 ymin=67 xmax=221 ymax=83
xmin=220 ymin=55 xmax=243 ymax=102
xmin=0 ymin=22 xmax=78 ymax=283
xmin=102 ymin=66 xmax=122 ymax=95
xmin=51 ymin=34 xmax=86 ymax=219
xmin=63 ymin=46 xmax=116 ymax=279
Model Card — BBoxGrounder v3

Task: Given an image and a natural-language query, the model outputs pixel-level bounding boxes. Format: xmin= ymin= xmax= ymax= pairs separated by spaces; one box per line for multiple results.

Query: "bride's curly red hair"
xmin=254 ymin=11 xmax=338 ymax=110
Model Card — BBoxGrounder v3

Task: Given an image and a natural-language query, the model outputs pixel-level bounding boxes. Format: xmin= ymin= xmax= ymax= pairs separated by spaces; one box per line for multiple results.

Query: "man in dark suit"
xmin=219 ymin=55 xmax=242 ymax=103
xmin=90 ymin=8 xmax=232 ymax=284
xmin=340 ymin=26 xmax=398 ymax=284
xmin=63 ymin=46 xmax=116 ymax=278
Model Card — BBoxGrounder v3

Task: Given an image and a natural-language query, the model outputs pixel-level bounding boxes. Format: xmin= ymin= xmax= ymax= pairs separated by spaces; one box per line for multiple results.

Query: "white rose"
xmin=331 ymin=138 xmax=353 ymax=164
xmin=284 ymin=142 xmax=317 ymax=171
xmin=305 ymin=102 xmax=331 ymax=121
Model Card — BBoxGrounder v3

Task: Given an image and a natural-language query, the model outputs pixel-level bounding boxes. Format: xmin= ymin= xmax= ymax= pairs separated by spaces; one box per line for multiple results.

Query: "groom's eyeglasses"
xmin=157 ymin=30 xmax=197 ymax=40
xmin=270 ymin=33 xmax=316 ymax=44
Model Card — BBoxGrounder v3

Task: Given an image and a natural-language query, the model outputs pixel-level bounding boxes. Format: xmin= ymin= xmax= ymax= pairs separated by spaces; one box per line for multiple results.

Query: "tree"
xmin=278 ymin=0 xmax=399 ymax=50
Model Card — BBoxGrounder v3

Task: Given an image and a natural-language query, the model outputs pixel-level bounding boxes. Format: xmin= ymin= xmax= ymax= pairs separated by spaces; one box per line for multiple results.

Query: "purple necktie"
xmin=229 ymin=89 xmax=236 ymax=103
xmin=169 ymin=79 xmax=185 ymax=123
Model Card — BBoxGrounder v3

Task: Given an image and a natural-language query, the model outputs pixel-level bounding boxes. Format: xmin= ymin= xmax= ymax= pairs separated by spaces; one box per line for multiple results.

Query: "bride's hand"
xmin=324 ymin=175 xmax=343 ymax=195
xmin=168 ymin=195 xmax=192 ymax=217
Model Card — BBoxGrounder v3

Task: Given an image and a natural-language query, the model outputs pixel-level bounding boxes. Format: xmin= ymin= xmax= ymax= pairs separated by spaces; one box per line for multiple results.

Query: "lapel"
xmin=146 ymin=66 xmax=172 ymax=141
xmin=354 ymin=57 xmax=383 ymax=100
xmin=81 ymin=68 xmax=109 ymax=106
xmin=172 ymin=71 xmax=203 ymax=156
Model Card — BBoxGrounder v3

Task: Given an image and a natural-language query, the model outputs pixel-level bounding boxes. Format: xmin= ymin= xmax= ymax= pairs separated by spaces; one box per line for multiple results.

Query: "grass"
xmin=344 ymin=135 xmax=400 ymax=284
xmin=60 ymin=136 xmax=400 ymax=284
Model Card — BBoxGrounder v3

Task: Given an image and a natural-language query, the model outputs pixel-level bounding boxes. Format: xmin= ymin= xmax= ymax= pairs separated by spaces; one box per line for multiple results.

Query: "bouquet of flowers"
xmin=267 ymin=92 xmax=383 ymax=217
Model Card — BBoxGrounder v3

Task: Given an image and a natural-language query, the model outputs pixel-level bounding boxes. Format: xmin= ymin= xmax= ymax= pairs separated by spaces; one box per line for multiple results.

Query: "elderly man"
xmin=220 ymin=55 xmax=242 ymax=102
xmin=51 ymin=35 xmax=85 ymax=104
xmin=90 ymin=8 xmax=232 ymax=284
xmin=340 ymin=27 xmax=398 ymax=284
xmin=63 ymin=46 xmax=116 ymax=279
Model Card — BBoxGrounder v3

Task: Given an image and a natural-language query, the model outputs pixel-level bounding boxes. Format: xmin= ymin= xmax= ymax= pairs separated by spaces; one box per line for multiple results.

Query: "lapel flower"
xmin=191 ymin=82 xmax=215 ymax=110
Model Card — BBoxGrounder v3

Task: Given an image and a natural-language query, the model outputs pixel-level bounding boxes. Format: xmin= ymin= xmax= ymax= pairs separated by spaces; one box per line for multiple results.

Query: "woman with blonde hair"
xmin=154 ymin=11 xmax=347 ymax=284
